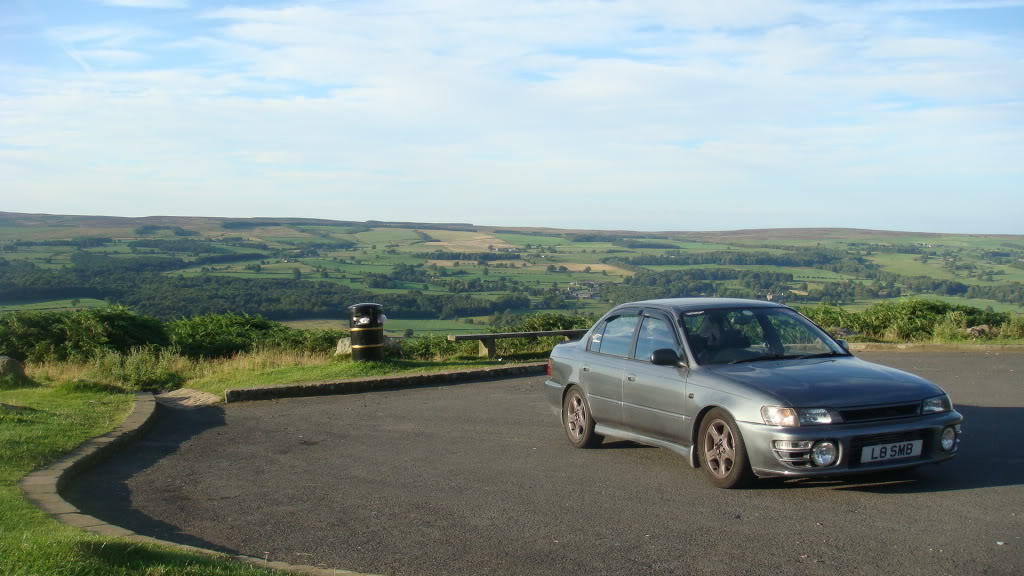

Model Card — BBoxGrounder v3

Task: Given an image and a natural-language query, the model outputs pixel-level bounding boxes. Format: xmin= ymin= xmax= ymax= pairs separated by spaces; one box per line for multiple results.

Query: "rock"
xmin=156 ymin=388 xmax=221 ymax=410
xmin=384 ymin=337 xmax=402 ymax=358
xmin=0 ymin=356 xmax=27 ymax=389
xmin=335 ymin=337 xmax=352 ymax=356
xmin=831 ymin=327 xmax=859 ymax=338
xmin=965 ymin=325 xmax=992 ymax=338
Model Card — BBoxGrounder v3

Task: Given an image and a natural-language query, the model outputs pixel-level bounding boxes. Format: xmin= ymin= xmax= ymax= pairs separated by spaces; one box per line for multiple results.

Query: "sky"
xmin=1 ymin=0 xmax=1022 ymax=234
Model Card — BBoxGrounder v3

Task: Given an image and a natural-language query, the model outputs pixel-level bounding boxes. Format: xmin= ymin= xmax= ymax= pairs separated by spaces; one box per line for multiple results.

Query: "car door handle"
xmin=582 ymin=366 xmax=590 ymax=372
xmin=626 ymin=375 xmax=637 ymax=382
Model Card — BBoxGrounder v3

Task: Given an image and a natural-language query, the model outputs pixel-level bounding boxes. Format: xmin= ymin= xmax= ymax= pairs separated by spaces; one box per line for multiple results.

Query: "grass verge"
xmin=0 ymin=382 xmax=281 ymax=576
xmin=186 ymin=355 xmax=539 ymax=398
xmin=25 ymin=348 xmax=546 ymax=401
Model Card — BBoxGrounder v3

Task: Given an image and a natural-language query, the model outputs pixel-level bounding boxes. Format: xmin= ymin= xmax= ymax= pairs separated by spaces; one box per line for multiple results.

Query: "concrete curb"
xmin=224 ymin=362 xmax=547 ymax=403
xmin=849 ymin=342 xmax=1024 ymax=352
xmin=19 ymin=391 xmax=374 ymax=576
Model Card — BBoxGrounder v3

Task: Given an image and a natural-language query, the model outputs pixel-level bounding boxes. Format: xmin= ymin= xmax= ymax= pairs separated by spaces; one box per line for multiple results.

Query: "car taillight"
xmin=546 ymin=359 xmax=552 ymax=377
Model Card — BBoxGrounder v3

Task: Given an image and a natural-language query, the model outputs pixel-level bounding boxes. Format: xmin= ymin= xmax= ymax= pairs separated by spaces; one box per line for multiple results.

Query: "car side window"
xmin=589 ymin=314 xmax=639 ymax=357
xmin=633 ymin=316 xmax=678 ymax=362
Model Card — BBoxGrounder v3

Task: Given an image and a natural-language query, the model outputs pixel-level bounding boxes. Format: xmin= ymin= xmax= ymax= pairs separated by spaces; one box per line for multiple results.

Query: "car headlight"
xmin=761 ymin=406 xmax=798 ymax=427
xmin=762 ymin=406 xmax=839 ymax=427
xmin=922 ymin=394 xmax=952 ymax=414
xmin=798 ymin=408 xmax=835 ymax=425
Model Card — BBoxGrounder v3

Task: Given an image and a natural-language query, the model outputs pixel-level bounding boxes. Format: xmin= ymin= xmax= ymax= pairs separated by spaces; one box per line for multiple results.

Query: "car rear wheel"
xmin=563 ymin=386 xmax=601 ymax=448
xmin=698 ymin=408 xmax=754 ymax=489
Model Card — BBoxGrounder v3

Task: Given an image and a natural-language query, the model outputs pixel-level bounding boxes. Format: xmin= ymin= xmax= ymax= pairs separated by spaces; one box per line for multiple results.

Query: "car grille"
xmin=839 ymin=403 xmax=920 ymax=423
xmin=849 ymin=430 xmax=928 ymax=467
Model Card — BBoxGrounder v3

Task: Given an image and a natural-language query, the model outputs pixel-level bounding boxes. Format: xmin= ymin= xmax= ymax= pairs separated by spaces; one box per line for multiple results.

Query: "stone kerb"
xmin=224 ymin=362 xmax=547 ymax=403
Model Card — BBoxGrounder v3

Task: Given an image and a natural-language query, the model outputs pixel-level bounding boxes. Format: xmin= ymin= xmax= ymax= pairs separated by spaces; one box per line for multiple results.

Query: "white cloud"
xmin=2 ymin=1 xmax=1022 ymax=232
xmin=76 ymin=49 xmax=145 ymax=65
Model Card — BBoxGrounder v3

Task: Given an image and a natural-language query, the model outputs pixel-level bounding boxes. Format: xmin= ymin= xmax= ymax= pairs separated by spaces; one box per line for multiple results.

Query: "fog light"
xmin=941 ymin=427 xmax=957 ymax=451
xmin=773 ymin=440 xmax=813 ymax=450
xmin=811 ymin=441 xmax=838 ymax=466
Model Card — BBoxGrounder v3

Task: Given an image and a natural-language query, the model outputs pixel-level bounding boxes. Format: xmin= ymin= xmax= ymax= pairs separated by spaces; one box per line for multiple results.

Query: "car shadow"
xmin=62 ymin=403 xmax=237 ymax=553
xmin=599 ymin=439 xmax=656 ymax=451
xmin=755 ymin=404 xmax=1024 ymax=493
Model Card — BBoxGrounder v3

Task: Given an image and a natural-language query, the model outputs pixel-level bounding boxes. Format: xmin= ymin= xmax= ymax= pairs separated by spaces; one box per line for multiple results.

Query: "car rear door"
xmin=621 ymin=310 xmax=691 ymax=443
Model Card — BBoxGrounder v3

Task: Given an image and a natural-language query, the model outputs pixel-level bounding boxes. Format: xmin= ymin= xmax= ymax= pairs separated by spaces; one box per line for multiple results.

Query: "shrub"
xmin=857 ymin=299 xmax=1006 ymax=341
xmin=87 ymin=347 xmax=188 ymax=391
xmin=256 ymin=326 xmax=349 ymax=355
xmin=1000 ymin=314 xmax=1024 ymax=339
xmin=399 ymin=334 xmax=474 ymax=360
xmin=167 ymin=314 xmax=277 ymax=358
xmin=168 ymin=314 xmax=348 ymax=358
xmin=932 ymin=310 xmax=968 ymax=342
xmin=0 ymin=307 xmax=168 ymax=362
xmin=799 ymin=304 xmax=860 ymax=335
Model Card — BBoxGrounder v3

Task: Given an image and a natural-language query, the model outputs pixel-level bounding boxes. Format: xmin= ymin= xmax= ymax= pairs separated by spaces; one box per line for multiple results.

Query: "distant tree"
xmin=292 ymin=268 xmax=302 ymax=280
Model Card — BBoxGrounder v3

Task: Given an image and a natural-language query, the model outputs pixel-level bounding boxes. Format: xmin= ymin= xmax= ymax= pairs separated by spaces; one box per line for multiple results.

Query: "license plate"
xmin=861 ymin=440 xmax=923 ymax=463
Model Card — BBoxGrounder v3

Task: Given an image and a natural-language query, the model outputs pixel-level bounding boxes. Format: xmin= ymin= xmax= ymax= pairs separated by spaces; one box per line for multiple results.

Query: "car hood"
xmin=707 ymin=356 xmax=943 ymax=408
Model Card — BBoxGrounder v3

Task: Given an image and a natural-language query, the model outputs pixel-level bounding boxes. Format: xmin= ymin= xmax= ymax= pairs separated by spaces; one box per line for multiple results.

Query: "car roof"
xmin=617 ymin=297 xmax=787 ymax=314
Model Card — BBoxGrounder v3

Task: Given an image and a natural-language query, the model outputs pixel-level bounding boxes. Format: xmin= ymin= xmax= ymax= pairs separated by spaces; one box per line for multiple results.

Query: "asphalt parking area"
xmin=67 ymin=352 xmax=1024 ymax=576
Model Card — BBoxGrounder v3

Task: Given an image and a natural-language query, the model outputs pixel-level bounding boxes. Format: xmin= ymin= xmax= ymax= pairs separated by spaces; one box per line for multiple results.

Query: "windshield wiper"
xmin=790 ymin=351 xmax=846 ymax=360
xmin=729 ymin=355 xmax=785 ymax=364
xmin=729 ymin=351 xmax=846 ymax=364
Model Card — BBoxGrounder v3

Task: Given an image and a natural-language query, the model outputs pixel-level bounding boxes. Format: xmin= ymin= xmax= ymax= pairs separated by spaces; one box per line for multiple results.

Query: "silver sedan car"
xmin=545 ymin=298 xmax=963 ymax=488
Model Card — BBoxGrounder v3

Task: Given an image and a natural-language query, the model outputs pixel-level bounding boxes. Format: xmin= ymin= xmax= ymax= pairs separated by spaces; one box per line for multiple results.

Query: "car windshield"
xmin=680 ymin=307 xmax=846 ymax=366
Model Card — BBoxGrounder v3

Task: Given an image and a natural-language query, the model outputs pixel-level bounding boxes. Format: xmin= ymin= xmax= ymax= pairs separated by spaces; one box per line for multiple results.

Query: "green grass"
xmin=0 ymin=298 xmax=109 ymax=312
xmin=353 ymin=227 xmax=423 ymax=246
xmin=842 ymin=296 xmax=1024 ymax=314
xmin=641 ymin=264 xmax=858 ymax=282
xmin=0 ymin=383 xmax=280 ymax=576
xmin=490 ymin=233 xmax=565 ymax=247
xmin=186 ymin=357 xmax=519 ymax=398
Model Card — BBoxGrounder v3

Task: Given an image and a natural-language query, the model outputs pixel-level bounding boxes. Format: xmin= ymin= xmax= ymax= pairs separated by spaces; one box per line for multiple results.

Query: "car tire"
xmin=563 ymin=386 xmax=601 ymax=448
xmin=697 ymin=408 xmax=754 ymax=489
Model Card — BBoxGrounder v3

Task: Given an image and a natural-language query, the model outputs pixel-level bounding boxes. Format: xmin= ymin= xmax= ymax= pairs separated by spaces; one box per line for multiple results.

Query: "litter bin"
xmin=348 ymin=303 xmax=385 ymax=361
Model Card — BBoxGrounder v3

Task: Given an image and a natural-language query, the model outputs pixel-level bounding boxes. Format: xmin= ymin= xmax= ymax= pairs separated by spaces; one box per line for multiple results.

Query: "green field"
xmin=0 ymin=298 xmax=108 ymax=312
xmin=642 ymin=264 xmax=859 ymax=282
xmin=2 ymin=213 xmax=1023 ymax=321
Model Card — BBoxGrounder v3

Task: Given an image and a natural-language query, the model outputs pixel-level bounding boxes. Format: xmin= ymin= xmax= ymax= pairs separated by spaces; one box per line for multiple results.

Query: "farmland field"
xmin=1 ymin=212 xmax=1022 ymax=324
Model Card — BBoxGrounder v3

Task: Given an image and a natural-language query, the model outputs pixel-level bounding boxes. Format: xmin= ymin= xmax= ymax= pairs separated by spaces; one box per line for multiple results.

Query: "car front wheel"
xmin=563 ymin=386 xmax=601 ymax=448
xmin=698 ymin=408 xmax=754 ymax=489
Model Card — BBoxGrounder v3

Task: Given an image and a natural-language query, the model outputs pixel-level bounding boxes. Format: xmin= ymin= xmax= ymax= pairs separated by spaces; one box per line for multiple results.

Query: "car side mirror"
xmin=836 ymin=339 xmax=850 ymax=353
xmin=651 ymin=348 xmax=686 ymax=367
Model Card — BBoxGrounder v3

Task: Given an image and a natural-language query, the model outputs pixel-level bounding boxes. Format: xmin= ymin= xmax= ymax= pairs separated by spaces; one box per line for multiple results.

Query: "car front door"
xmin=621 ymin=311 xmax=691 ymax=443
xmin=580 ymin=311 xmax=640 ymax=427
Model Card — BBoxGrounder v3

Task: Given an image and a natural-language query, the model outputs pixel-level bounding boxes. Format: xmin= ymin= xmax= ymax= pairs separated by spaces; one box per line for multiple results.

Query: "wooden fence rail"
xmin=447 ymin=329 xmax=589 ymax=358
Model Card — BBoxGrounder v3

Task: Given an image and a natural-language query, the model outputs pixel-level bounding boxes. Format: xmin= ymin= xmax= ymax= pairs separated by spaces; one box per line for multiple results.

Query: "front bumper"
xmin=738 ymin=410 xmax=963 ymax=478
